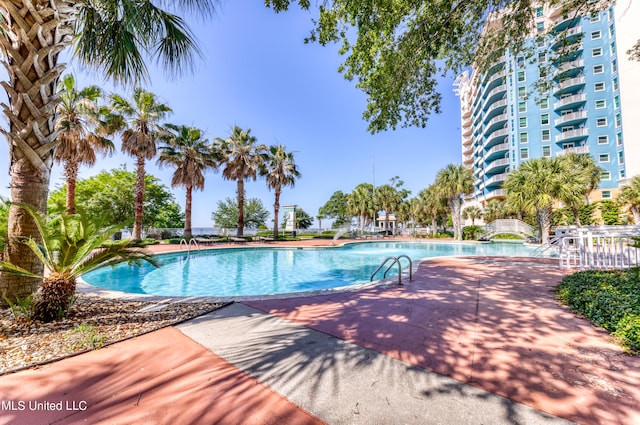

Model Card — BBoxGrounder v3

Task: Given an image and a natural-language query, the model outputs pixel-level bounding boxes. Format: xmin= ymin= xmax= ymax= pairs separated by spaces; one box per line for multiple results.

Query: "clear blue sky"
xmin=0 ymin=1 xmax=462 ymax=228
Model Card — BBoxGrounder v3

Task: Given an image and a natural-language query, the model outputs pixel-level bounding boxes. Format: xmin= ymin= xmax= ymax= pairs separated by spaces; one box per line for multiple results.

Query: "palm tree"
xmin=462 ymin=205 xmax=483 ymax=225
xmin=618 ymin=176 xmax=640 ymax=224
xmin=418 ymin=185 xmax=447 ymax=236
xmin=483 ymin=199 xmax=507 ymax=223
xmin=558 ymin=153 xmax=603 ymax=226
xmin=435 ymin=164 xmax=474 ymax=240
xmin=54 ymin=75 xmax=115 ymax=214
xmin=347 ymin=183 xmax=376 ymax=232
xmin=215 ymin=126 xmax=267 ymax=237
xmin=158 ymin=124 xmax=218 ymax=238
xmin=504 ymin=157 xmax=568 ymax=244
xmin=0 ymin=0 xmax=217 ymax=304
xmin=0 ymin=204 xmax=157 ymax=322
xmin=262 ymin=145 xmax=301 ymax=238
xmin=110 ymin=89 xmax=172 ymax=241
xmin=375 ymin=184 xmax=402 ymax=235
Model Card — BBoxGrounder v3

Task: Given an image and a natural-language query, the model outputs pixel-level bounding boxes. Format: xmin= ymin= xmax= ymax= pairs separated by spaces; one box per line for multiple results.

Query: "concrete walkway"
xmin=1 ymin=256 xmax=639 ymax=424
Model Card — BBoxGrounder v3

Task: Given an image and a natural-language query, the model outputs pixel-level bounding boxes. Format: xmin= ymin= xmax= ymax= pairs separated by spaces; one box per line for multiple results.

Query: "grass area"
xmin=556 ymin=269 xmax=640 ymax=354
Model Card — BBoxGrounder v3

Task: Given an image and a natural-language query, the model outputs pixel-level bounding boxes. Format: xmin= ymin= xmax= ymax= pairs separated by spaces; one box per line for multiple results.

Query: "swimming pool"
xmin=82 ymin=241 xmax=542 ymax=298
xmin=82 ymin=242 xmax=533 ymax=297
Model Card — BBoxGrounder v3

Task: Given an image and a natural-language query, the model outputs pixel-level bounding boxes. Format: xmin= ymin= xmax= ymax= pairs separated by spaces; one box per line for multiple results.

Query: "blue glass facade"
xmin=456 ymin=6 xmax=625 ymax=203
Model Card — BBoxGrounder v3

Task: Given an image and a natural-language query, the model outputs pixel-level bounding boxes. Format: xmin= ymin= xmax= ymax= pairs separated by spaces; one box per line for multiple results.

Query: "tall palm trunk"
xmin=537 ymin=206 xmax=553 ymax=245
xmin=64 ymin=161 xmax=79 ymax=214
xmin=133 ymin=155 xmax=146 ymax=241
xmin=0 ymin=1 xmax=75 ymax=305
xmin=632 ymin=206 xmax=640 ymax=225
xmin=184 ymin=186 xmax=193 ymax=238
xmin=571 ymin=206 xmax=582 ymax=227
xmin=273 ymin=187 xmax=281 ymax=238
xmin=450 ymin=198 xmax=462 ymax=241
xmin=236 ymin=179 xmax=245 ymax=237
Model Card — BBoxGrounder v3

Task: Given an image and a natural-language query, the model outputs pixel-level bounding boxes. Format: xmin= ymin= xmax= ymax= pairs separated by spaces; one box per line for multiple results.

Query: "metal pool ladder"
xmin=370 ymin=255 xmax=413 ymax=284
xmin=179 ymin=238 xmax=200 ymax=259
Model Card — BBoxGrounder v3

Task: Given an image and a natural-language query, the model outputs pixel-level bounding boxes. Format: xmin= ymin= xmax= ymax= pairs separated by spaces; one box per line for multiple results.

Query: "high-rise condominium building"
xmin=455 ymin=2 xmax=640 ymax=205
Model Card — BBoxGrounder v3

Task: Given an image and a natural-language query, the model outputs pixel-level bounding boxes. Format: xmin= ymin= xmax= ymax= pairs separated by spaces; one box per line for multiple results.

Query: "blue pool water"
xmin=82 ymin=241 xmax=539 ymax=297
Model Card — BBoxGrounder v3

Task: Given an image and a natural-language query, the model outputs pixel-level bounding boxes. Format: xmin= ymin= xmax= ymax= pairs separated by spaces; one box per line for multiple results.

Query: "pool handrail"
xmin=371 ymin=255 xmax=413 ymax=285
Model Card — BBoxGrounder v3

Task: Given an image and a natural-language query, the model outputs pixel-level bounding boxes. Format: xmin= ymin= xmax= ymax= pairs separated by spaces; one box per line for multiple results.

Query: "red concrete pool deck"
xmin=1 ymin=250 xmax=639 ymax=424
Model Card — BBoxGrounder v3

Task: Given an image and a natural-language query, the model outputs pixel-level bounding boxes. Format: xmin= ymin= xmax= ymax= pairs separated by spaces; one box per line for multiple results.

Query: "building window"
xmin=617 ymin=132 xmax=623 ymax=146
xmin=518 ymin=101 xmax=527 ymax=113
xmin=542 ymin=146 xmax=551 ymax=157
xmin=536 ymin=21 xmax=545 ymax=33
xmin=517 ymin=56 xmax=525 ymax=68
xmin=591 ymin=30 xmax=602 ymax=40
xmin=596 ymin=118 xmax=607 ymax=127
xmin=536 ymin=7 xmax=543 ymax=17
xmin=539 ymin=66 xmax=548 ymax=77
xmin=618 ymin=151 xmax=624 ymax=164
xmin=519 ymin=117 xmax=527 ymax=128
xmin=517 ymin=71 xmax=526 ymax=82
xmin=592 ymin=47 xmax=603 ymax=57
xmin=620 ymin=170 xmax=626 ymax=179
xmin=590 ymin=12 xmax=601 ymax=23
xmin=613 ymin=77 xmax=619 ymax=90
xmin=601 ymin=171 xmax=611 ymax=181
xmin=597 ymin=135 xmax=608 ymax=145
xmin=538 ymin=52 xmax=546 ymax=63
xmin=609 ymin=24 xmax=615 ymax=37
xmin=595 ymin=99 xmax=606 ymax=109
xmin=612 ymin=59 xmax=617 ymax=73
xmin=519 ymin=132 xmax=528 ymax=143
xmin=594 ymin=82 xmax=605 ymax=92
xmin=542 ymin=129 xmax=550 ymax=141
xmin=540 ymin=114 xmax=550 ymax=125
xmin=518 ymin=86 xmax=526 ymax=98
xmin=520 ymin=148 xmax=529 ymax=160
xmin=593 ymin=64 xmax=604 ymax=74
xmin=599 ymin=153 xmax=610 ymax=163
xmin=616 ymin=113 xmax=621 ymax=127
xmin=602 ymin=190 xmax=612 ymax=200
xmin=611 ymin=42 xmax=616 ymax=55
xmin=614 ymin=96 xmax=620 ymax=109
xmin=537 ymin=98 xmax=548 ymax=110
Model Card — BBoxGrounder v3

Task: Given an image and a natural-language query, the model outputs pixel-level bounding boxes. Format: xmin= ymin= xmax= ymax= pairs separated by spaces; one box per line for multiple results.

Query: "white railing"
xmin=483 ymin=219 xmax=537 ymax=238
xmin=554 ymin=110 xmax=587 ymax=126
xmin=556 ymin=226 xmax=640 ymax=270
xmin=555 ymin=128 xmax=588 ymax=142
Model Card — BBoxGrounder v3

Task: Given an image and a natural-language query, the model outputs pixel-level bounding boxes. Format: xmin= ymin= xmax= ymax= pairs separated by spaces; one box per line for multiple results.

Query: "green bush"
xmin=462 ymin=225 xmax=482 ymax=240
xmin=556 ymin=269 xmax=640 ymax=353
xmin=491 ymin=233 xmax=524 ymax=240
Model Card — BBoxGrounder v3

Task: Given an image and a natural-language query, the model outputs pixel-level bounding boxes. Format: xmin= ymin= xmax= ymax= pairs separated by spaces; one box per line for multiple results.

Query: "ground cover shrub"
xmin=556 ymin=269 xmax=640 ymax=353
xmin=462 ymin=225 xmax=482 ymax=240
xmin=491 ymin=233 xmax=524 ymax=240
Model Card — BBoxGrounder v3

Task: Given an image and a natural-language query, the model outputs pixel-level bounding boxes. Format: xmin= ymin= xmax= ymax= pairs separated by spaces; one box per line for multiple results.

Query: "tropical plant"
xmin=434 ymin=164 xmax=474 ymax=241
xmin=110 ymin=89 xmax=172 ymax=241
xmin=262 ymin=145 xmax=301 ymax=238
xmin=416 ymin=185 xmax=446 ymax=236
xmin=0 ymin=0 xmax=216 ymax=307
xmin=618 ymin=176 xmax=640 ymax=224
xmin=158 ymin=124 xmax=218 ymax=238
xmin=0 ymin=204 xmax=157 ymax=322
xmin=54 ymin=74 xmax=115 ymax=214
xmin=557 ymin=153 xmax=603 ymax=226
xmin=347 ymin=183 xmax=376 ymax=232
xmin=375 ymin=184 xmax=402 ymax=235
xmin=483 ymin=199 xmax=508 ymax=223
xmin=504 ymin=157 xmax=569 ymax=244
xmin=599 ymin=200 xmax=622 ymax=225
xmin=462 ymin=205 xmax=483 ymax=225
xmin=215 ymin=126 xmax=267 ymax=237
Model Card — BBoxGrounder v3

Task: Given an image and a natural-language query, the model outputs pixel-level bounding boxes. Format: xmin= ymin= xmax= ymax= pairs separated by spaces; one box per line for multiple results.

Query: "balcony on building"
xmin=483 ymin=113 xmax=508 ymax=137
xmin=556 ymin=145 xmax=590 ymax=156
xmin=463 ymin=153 xmax=474 ymax=166
xmin=480 ymin=84 xmax=507 ymax=112
xmin=553 ymin=75 xmax=586 ymax=96
xmin=553 ymin=92 xmax=587 ymax=111
xmin=555 ymin=128 xmax=589 ymax=143
xmin=485 ymin=172 xmax=508 ymax=188
xmin=550 ymin=25 xmax=583 ymax=49
xmin=462 ymin=134 xmax=474 ymax=149
xmin=484 ymin=188 xmax=506 ymax=202
xmin=484 ymin=157 xmax=510 ymax=174
xmin=462 ymin=107 xmax=472 ymax=119
xmin=554 ymin=59 xmax=585 ymax=79
xmin=485 ymin=141 xmax=509 ymax=161
xmin=483 ymin=99 xmax=508 ymax=123
xmin=554 ymin=110 xmax=587 ymax=127
xmin=479 ymin=69 xmax=507 ymax=101
xmin=462 ymin=122 xmax=473 ymax=138
xmin=484 ymin=127 xmax=509 ymax=150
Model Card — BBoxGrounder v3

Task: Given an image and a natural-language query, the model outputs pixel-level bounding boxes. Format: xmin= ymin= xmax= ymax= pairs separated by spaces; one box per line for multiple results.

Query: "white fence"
xmin=555 ymin=225 xmax=640 ymax=270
